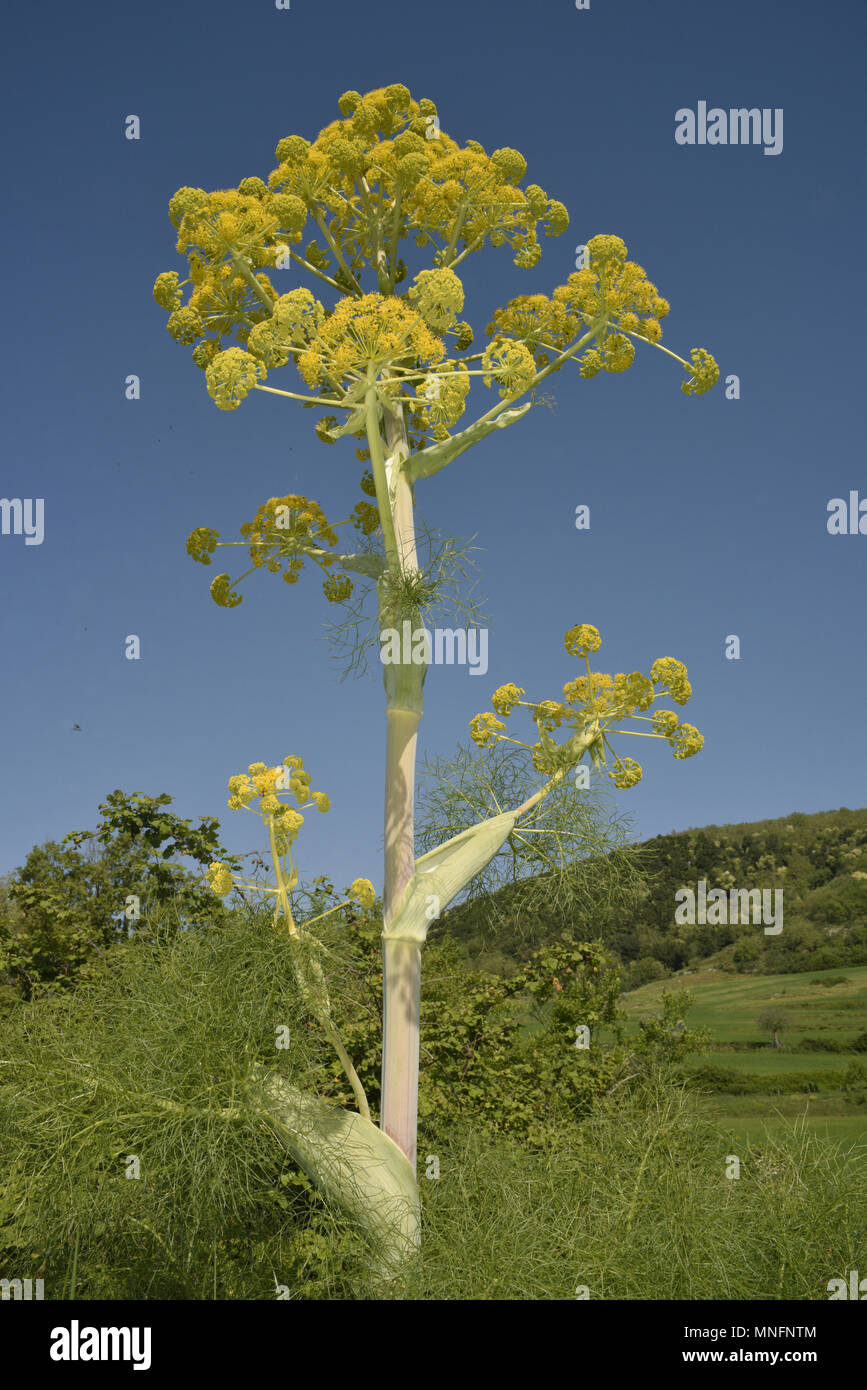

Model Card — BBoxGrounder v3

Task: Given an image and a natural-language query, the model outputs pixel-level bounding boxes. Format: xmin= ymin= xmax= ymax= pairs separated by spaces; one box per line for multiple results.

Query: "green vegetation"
xmin=1 ymin=899 xmax=863 ymax=1300
xmin=442 ymin=804 xmax=867 ymax=980
xmin=2 ymin=803 xmax=865 ymax=1297
xmin=619 ymin=966 xmax=867 ymax=1157
xmin=0 ymin=791 xmax=236 ymax=1007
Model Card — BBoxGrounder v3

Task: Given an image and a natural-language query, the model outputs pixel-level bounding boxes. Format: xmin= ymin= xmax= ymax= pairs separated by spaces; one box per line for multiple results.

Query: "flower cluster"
xmin=681 ymin=347 xmax=719 ymax=396
xmin=408 ymin=363 xmax=471 ymax=440
xmin=564 ymin=624 xmax=602 ymax=657
xmin=491 ymin=682 xmax=525 ymax=716
xmin=153 ymin=182 xmax=309 ymax=361
xmin=349 ymin=878 xmax=376 ymax=910
xmin=156 ymin=88 xmax=716 ymax=454
xmin=297 ymin=292 xmax=444 ymax=391
xmin=485 ymin=234 xmax=718 ymax=393
xmin=246 ymin=287 xmax=326 ymax=368
xmin=154 ymin=253 xmax=277 ymax=372
xmin=205 ymin=345 xmax=266 ymax=410
xmin=187 ymin=495 xmax=351 ymax=608
xmin=406 ymin=268 xmax=465 ymax=331
xmin=469 ymin=624 xmax=703 ymax=785
xmin=206 ymin=862 xmax=234 ymax=897
xmin=266 ymin=84 xmax=568 ymax=282
xmin=481 ymin=339 xmax=538 ymax=399
xmin=210 ymin=756 xmax=376 ymax=920
xmin=468 ymin=711 xmax=506 ymax=747
xmin=222 ymin=756 xmax=326 ymax=855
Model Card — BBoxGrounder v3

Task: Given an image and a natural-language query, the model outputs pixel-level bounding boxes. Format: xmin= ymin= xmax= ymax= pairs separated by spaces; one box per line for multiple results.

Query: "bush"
xmin=624 ymin=956 xmax=669 ymax=990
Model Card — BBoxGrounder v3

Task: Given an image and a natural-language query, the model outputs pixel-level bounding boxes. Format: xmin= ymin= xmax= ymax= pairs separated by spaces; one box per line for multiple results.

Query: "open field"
xmin=619 ymin=966 xmax=867 ymax=1160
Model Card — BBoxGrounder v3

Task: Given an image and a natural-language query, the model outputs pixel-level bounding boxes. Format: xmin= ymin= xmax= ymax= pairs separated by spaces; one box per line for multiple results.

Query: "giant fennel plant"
xmin=155 ymin=83 xmax=717 ymax=1265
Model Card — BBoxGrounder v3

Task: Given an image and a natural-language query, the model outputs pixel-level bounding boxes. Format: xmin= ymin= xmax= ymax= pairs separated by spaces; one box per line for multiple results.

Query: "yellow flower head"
xmin=469 ymin=711 xmax=506 ymax=747
xmin=609 ymin=757 xmax=643 ymax=789
xmin=205 ymin=347 xmax=266 ymax=411
xmin=681 ymin=347 xmax=719 ymax=396
xmin=406 ymin=268 xmax=465 ymax=331
xmin=533 ymin=700 xmax=566 ymax=732
xmin=276 ymin=807 xmax=304 ymax=844
xmin=350 ymin=878 xmax=376 ymax=910
xmin=611 ymin=671 xmax=655 ymax=714
xmin=187 ymin=527 xmax=220 ymax=565
xmin=226 ymin=773 xmax=256 ymax=809
xmin=297 ymin=293 xmax=444 ymax=390
xmin=651 ymin=657 xmax=692 ymax=705
xmin=209 ymin=573 xmax=243 ymax=608
xmin=481 ymin=339 xmax=537 ymax=398
xmin=491 ymin=683 xmax=525 ymax=716
xmin=652 ymin=709 xmax=679 ymax=736
xmin=322 ymin=574 xmax=352 ymax=603
xmin=564 ymin=624 xmax=602 ymax=657
xmin=206 ymin=861 xmax=234 ymax=897
xmin=669 ymin=723 xmax=704 ymax=759
xmin=410 ymin=363 xmax=471 ymax=438
xmin=153 ymin=271 xmax=183 ymax=311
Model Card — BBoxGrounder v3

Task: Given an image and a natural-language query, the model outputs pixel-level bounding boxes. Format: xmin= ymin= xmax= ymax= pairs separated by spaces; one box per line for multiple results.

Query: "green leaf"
xmin=255 ymin=1068 xmax=420 ymax=1270
xmin=384 ymin=810 xmax=519 ymax=943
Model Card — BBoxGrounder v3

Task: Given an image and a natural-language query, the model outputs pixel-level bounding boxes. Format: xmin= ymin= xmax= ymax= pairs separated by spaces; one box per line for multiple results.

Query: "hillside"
xmin=440 ymin=806 xmax=867 ymax=984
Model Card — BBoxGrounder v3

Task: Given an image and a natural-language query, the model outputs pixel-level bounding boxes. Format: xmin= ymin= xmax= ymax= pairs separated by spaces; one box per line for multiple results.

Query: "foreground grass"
xmin=0 ymin=922 xmax=863 ymax=1300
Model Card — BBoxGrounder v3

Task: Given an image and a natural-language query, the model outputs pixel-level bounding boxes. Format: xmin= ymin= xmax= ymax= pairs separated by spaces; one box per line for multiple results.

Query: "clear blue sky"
xmin=1 ymin=0 xmax=865 ymax=894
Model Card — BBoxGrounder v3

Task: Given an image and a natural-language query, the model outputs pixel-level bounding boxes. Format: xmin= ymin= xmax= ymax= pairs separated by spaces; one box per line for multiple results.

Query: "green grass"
xmin=618 ymin=965 xmax=867 ymax=1159
xmin=687 ymin=1051 xmax=854 ymax=1073
xmin=622 ymin=965 xmax=867 ymax=1040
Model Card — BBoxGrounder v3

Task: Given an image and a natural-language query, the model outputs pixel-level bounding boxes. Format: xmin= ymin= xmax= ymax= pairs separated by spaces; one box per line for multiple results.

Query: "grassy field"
xmin=618 ymin=966 xmax=867 ymax=1159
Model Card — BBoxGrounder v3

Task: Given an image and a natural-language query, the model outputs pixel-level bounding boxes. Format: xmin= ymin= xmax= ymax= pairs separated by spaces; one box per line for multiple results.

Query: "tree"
xmin=757 ymin=1007 xmax=788 ymax=1048
xmin=155 ymin=82 xmax=717 ymax=1262
xmin=0 ymin=792 xmax=238 ymax=1002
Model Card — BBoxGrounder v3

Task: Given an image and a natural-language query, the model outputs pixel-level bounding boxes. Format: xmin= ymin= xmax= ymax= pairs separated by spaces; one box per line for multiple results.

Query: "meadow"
xmin=618 ymin=966 xmax=867 ymax=1155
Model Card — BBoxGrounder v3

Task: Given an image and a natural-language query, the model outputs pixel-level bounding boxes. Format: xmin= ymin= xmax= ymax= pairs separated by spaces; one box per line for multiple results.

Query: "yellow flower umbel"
xmin=186 ymin=492 xmax=364 ymax=609
xmin=470 ymin=624 xmax=703 ymax=787
xmin=206 ymin=861 xmax=234 ymax=897
xmin=350 ymin=878 xmax=377 ymax=910
xmin=486 ymin=233 xmax=718 ymax=394
xmin=213 ymin=751 xmax=377 ymax=1122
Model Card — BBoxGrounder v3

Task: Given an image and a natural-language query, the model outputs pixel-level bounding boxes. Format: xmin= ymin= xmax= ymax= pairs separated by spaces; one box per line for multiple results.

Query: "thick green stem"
xmin=378 ymin=397 xmax=426 ymax=1168
xmin=380 ymin=936 xmax=422 ymax=1167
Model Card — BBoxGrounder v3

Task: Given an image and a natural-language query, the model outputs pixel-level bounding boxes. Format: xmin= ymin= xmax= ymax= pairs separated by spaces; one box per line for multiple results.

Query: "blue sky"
xmin=1 ymin=0 xmax=864 ymax=896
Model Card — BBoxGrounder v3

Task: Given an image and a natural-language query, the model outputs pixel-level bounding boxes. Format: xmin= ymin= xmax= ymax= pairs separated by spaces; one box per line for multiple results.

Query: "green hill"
xmin=440 ymin=806 xmax=867 ymax=984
